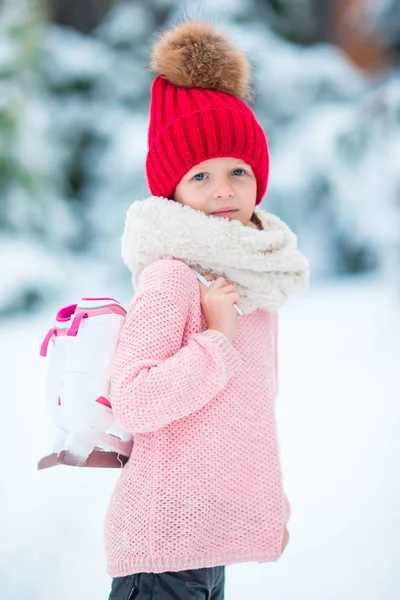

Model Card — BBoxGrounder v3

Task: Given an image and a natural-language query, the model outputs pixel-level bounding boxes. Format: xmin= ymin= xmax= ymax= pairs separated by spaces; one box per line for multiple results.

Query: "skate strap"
xmin=67 ymin=312 xmax=88 ymax=337
xmin=40 ymin=328 xmax=56 ymax=357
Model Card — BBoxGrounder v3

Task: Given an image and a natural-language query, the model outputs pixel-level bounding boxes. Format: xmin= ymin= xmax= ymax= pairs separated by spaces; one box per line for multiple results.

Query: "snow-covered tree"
xmin=0 ymin=0 xmax=83 ymax=315
xmin=366 ymin=0 xmax=400 ymax=63
xmin=0 ymin=0 xmax=79 ymax=246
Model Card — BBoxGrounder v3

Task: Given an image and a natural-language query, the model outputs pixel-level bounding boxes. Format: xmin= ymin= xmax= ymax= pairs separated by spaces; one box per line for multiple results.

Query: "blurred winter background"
xmin=0 ymin=0 xmax=399 ymax=598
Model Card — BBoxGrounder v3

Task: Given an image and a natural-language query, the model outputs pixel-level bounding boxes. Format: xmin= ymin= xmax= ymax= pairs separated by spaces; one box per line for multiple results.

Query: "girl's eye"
xmin=192 ymin=169 xmax=245 ymax=180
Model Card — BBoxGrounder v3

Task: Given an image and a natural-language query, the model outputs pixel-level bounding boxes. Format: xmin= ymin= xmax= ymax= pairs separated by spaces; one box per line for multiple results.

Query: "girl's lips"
xmin=211 ymin=210 xmax=238 ymax=218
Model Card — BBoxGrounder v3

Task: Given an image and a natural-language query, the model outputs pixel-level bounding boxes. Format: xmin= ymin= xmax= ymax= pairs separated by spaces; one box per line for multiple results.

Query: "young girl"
xmin=105 ymin=20 xmax=309 ymax=600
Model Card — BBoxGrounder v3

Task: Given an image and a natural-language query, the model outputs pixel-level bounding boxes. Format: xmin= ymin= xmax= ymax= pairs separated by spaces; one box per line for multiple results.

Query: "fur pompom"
xmin=149 ymin=20 xmax=252 ymax=100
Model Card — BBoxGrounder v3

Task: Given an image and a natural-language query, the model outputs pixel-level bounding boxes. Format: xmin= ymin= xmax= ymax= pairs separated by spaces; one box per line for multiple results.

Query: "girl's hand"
xmin=198 ymin=274 xmax=240 ymax=343
xmin=281 ymin=525 xmax=289 ymax=554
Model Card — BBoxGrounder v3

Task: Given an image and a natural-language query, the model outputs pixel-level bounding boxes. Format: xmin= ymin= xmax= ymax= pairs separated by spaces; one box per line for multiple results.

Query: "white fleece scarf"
xmin=121 ymin=195 xmax=310 ymax=315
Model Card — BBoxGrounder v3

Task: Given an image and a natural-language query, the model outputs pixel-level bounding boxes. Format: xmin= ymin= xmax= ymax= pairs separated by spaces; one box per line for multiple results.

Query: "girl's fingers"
xmin=199 ymin=275 xmax=234 ymax=288
xmin=219 ymin=285 xmax=236 ymax=294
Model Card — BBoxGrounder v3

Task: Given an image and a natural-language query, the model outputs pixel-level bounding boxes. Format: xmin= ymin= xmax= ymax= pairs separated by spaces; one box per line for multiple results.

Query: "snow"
xmin=0 ymin=237 xmax=63 ymax=314
xmin=0 ymin=267 xmax=398 ymax=599
xmin=41 ymin=26 xmax=113 ymax=85
xmin=367 ymin=0 xmax=400 ymax=46
xmin=0 ymin=0 xmax=399 ymax=596
xmin=95 ymin=1 xmax=151 ymax=46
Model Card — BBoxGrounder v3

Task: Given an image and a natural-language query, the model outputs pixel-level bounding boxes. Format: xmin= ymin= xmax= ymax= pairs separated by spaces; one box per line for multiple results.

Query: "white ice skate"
xmin=38 ymin=297 xmax=134 ymax=469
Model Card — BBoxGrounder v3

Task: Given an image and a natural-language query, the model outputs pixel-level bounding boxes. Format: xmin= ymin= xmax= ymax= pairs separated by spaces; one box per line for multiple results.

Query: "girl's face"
xmin=173 ymin=157 xmax=257 ymax=226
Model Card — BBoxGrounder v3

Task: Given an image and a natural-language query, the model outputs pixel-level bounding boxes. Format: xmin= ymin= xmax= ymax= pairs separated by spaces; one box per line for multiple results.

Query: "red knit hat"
xmin=146 ymin=21 xmax=270 ymax=205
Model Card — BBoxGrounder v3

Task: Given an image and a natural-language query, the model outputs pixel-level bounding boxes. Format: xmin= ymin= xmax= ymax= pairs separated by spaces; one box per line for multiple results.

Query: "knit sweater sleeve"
xmin=110 ymin=259 xmax=243 ymax=434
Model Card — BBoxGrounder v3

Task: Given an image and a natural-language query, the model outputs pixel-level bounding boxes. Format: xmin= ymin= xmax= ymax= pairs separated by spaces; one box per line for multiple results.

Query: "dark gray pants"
xmin=108 ymin=566 xmax=225 ymax=600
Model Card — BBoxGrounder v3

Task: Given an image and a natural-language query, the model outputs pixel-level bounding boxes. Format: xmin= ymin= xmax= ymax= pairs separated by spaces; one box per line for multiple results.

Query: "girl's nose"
xmin=214 ymin=183 xmax=235 ymax=199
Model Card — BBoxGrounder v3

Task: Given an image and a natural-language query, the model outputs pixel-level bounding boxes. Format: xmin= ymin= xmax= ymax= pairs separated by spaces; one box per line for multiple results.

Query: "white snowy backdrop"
xmin=0 ymin=0 xmax=399 ymax=598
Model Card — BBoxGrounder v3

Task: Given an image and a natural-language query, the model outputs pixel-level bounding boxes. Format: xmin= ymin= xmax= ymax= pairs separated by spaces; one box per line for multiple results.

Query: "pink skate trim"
xmin=81 ymin=297 xmax=120 ymax=302
xmin=75 ymin=305 xmax=126 ymax=317
xmin=56 ymin=304 xmax=77 ymax=322
xmin=96 ymin=396 xmax=112 ymax=409
xmin=40 ymin=327 xmax=56 ymax=357
xmin=67 ymin=311 xmax=88 ymax=336
xmin=58 ymin=396 xmax=61 ymax=406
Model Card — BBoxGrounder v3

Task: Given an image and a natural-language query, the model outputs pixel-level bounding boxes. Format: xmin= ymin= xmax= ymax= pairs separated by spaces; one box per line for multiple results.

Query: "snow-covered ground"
xmin=0 ymin=269 xmax=398 ymax=600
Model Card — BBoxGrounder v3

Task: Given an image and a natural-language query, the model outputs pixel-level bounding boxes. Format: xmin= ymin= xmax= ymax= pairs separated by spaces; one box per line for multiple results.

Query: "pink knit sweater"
xmin=103 ymin=258 xmax=291 ymax=576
